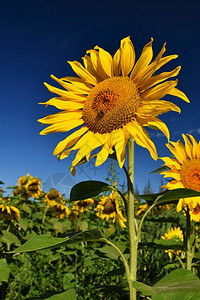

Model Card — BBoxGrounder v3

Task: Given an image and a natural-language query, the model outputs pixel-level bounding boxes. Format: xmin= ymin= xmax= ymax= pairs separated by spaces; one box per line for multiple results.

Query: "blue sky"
xmin=1 ymin=0 xmax=200 ymax=197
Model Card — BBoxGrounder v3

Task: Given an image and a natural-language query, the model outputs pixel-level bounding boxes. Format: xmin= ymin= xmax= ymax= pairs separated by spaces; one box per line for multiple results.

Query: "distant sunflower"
xmin=44 ymin=188 xmax=65 ymax=207
xmin=38 ymin=37 xmax=189 ymax=174
xmin=51 ymin=203 xmax=71 ymax=219
xmin=161 ymin=226 xmax=183 ymax=259
xmin=96 ymin=190 xmax=126 ymax=229
xmin=0 ymin=198 xmax=20 ymax=221
xmin=135 ymin=203 xmax=148 ymax=217
xmin=160 ymin=134 xmax=200 ymax=219
xmin=72 ymin=198 xmax=94 ymax=213
xmin=25 ymin=178 xmax=43 ymax=199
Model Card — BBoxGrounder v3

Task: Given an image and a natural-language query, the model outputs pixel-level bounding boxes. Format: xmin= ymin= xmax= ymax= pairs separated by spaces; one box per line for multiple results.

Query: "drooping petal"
xmin=136 ymin=100 xmax=181 ymax=118
xmin=50 ymin=75 xmax=90 ymax=94
xmin=53 ymin=126 xmax=88 ymax=156
xmin=160 ymin=156 xmax=181 ymax=170
xmin=187 ymin=134 xmax=198 ymax=159
xmin=182 ymin=134 xmax=193 ymax=159
xmin=168 ymin=87 xmax=190 ymax=103
xmin=125 ymin=121 xmax=157 ymax=160
xmin=137 ymin=116 xmax=170 ymax=140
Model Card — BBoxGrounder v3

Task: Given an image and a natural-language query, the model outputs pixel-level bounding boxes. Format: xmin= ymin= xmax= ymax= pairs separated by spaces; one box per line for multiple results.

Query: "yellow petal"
xmin=39 ymin=118 xmax=84 ymax=135
xmin=44 ymin=82 xmax=86 ymax=101
xmin=187 ymin=134 xmax=198 ymax=159
xmin=53 ymin=127 xmax=88 ymax=156
xmin=61 ymin=76 xmax=93 ymax=90
xmin=182 ymin=134 xmax=193 ymax=159
xmin=136 ymin=100 xmax=181 ymax=118
xmin=125 ymin=121 xmax=157 ymax=160
xmin=113 ymin=130 xmax=128 ymax=168
xmin=86 ymin=49 xmax=107 ymax=80
xmin=120 ymin=36 xmax=135 ymax=77
xmin=160 ymin=156 xmax=181 ymax=170
xmin=138 ymin=116 xmax=170 ymax=140
xmin=168 ymin=87 xmax=190 ymax=103
xmin=141 ymin=80 xmax=178 ymax=100
xmin=95 ymin=142 xmax=111 ymax=166
xmin=94 ymin=46 xmax=113 ymax=78
xmin=140 ymin=66 xmax=181 ymax=92
xmin=165 ymin=180 xmax=184 ymax=190
xmin=38 ymin=111 xmax=82 ymax=124
xmin=113 ymin=48 xmax=121 ymax=76
xmin=40 ymin=98 xmax=84 ymax=110
xmin=51 ymin=75 xmax=91 ymax=94
xmin=159 ymin=170 xmax=181 ymax=181
xmin=166 ymin=141 xmax=187 ymax=164
xmin=130 ymin=38 xmax=154 ymax=81
xmin=68 ymin=60 xmax=97 ymax=85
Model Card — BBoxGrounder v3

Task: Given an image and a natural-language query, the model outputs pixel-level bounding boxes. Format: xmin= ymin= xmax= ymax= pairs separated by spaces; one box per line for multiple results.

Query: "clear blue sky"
xmin=1 ymin=0 xmax=200 ymax=197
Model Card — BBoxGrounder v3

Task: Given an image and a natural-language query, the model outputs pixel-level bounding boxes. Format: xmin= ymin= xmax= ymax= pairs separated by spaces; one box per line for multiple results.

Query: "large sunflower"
xmin=160 ymin=134 xmax=200 ymax=221
xmin=38 ymin=37 xmax=189 ymax=173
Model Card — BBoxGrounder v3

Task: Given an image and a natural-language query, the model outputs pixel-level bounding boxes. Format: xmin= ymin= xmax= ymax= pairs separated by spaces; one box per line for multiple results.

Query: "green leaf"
xmin=144 ymin=216 xmax=179 ymax=224
xmin=70 ymin=180 xmax=112 ymax=201
xmin=132 ymin=269 xmax=200 ymax=297
xmin=138 ymin=188 xmax=200 ymax=206
xmin=153 ymin=238 xmax=184 ymax=250
xmin=42 ymin=289 xmax=77 ymax=300
xmin=97 ymin=245 xmax=125 ymax=260
xmin=9 ymin=229 xmax=103 ymax=253
xmin=1 ymin=230 xmax=21 ymax=246
xmin=0 ymin=180 xmax=4 ymax=184
xmin=0 ymin=259 xmax=11 ymax=282
xmin=147 ymin=165 xmax=170 ymax=174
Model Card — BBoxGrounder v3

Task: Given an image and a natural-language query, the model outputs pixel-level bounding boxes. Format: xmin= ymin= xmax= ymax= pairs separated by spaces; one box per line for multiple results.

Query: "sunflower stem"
xmin=186 ymin=206 xmax=193 ymax=271
xmin=127 ymin=137 xmax=138 ymax=300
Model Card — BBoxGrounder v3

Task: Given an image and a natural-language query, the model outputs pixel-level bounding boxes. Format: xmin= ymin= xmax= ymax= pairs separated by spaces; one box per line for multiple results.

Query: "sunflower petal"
xmin=125 ymin=121 xmax=157 ymax=160
xmin=166 ymin=141 xmax=188 ymax=164
xmin=137 ymin=100 xmax=181 ymax=118
xmin=94 ymin=46 xmax=113 ymax=77
xmin=68 ymin=60 xmax=97 ymax=85
xmin=182 ymin=134 xmax=193 ymax=159
xmin=168 ymin=87 xmax=190 ymax=103
xmin=53 ymin=127 xmax=88 ymax=156
xmin=130 ymin=38 xmax=154 ymax=81
xmin=113 ymin=48 xmax=121 ymax=76
xmin=39 ymin=118 xmax=84 ymax=135
xmin=141 ymin=80 xmax=178 ymax=100
xmin=40 ymin=98 xmax=84 ymax=110
xmin=38 ymin=111 xmax=82 ymax=124
xmin=120 ymin=36 xmax=135 ymax=77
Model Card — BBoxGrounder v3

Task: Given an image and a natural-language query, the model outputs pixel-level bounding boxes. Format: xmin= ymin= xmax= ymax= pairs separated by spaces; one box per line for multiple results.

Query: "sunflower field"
xmin=1 ymin=163 xmax=200 ymax=300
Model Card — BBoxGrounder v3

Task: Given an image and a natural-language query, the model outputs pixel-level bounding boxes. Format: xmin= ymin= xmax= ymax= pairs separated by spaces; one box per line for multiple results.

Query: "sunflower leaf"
xmin=70 ymin=180 xmax=112 ymax=201
xmin=8 ymin=229 xmax=103 ymax=253
xmin=132 ymin=269 xmax=200 ymax=297
xmin=138 ymin=188 xmax=200 ymax=206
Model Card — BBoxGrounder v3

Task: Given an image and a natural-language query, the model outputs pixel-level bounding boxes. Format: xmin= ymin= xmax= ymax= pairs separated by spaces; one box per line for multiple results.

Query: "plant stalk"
xmin=127 ymin=137 xmax=138 ymax=300
xmin=186 ymin=206 xmax=193 ymax=270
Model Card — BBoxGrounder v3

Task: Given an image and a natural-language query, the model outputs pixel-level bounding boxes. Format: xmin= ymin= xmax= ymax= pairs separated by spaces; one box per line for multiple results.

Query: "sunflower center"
xmin=103 ymin=202 xmax=115 ymax=214
xmin=82 ymin=77 xmax=140 ymax=134
xmin=180 ymin=159 xmax=200 ymax=192
xmin=192 ymin=204 xmax=200 ymax=215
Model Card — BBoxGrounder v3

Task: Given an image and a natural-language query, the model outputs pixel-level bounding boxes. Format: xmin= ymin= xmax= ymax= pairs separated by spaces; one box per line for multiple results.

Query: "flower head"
xmin=51 ymin=203 xmax=71 ymax=219
xmin=161 ymin=226 xmax=183 ymax=259
xmin=44 ymin=188 xmax=65 ymax=207
xmin=96 ymin=190 xmax=126 ymax=229
xmin=135 ymin=203 xmax=148 ymax=217
xmin=0 ymin=198 xmax=20 ymax=221
xmin=13 ymin=173 xmax=43 ymax=199
xmin=38 ymin=37 xmax=189 ymax=173
xmin=160 ymin=134 xmax=200 ymax=217
xmin=72 ymin=198 xmax=94 ymax=213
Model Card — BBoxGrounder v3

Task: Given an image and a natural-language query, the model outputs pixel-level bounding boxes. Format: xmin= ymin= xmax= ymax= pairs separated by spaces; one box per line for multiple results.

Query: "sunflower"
xmin=96 ymin=190 xmax=126 ymax=229
xmin=160 ymin=134 xmax=200 ymax=219
xmin=161 ymin=226 xmax=183 ymax=259
xmin=72 ymin=198 xmax=94 ymax=213
xmin=25 ymin=178 xmax=43 ymax=199
xmin=0 ymin=198 xmax=20 ymax=221
xmin=38 ymin=37 xmax=189 ymax=174
xmin=44 ymin=188 xmax=65 ymax=207
xmin=51 ymin=203 xmax=71 ymax=219
xmin=135 ymin=203 xmax=148 ymax=217
xmin=13 ymin=174 xmax=43 ymax=199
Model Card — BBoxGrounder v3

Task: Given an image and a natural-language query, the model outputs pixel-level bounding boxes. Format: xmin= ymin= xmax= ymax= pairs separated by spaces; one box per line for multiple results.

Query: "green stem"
xmin=127 ymin=137 xmax=137 ymax=300
xmin=101 ymin=238 xmax=130 ymax=282
xmin=186 ymin=206 xmax=193 ymax=270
